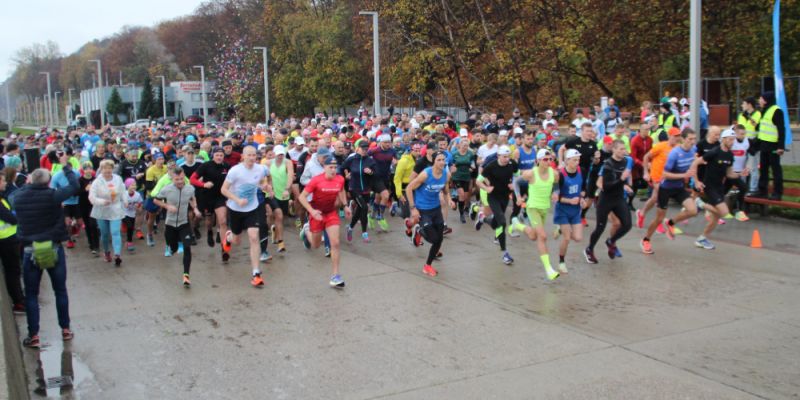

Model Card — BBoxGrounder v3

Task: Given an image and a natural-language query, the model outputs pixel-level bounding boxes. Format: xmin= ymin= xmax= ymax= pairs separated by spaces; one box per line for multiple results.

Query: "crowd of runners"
xmin=0 ymin=92 xmax=786 ymax=301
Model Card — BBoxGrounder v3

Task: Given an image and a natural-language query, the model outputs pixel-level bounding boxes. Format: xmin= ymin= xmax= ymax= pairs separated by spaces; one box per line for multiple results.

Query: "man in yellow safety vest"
xmin=737 ymin=97 xmax=761 ymax=194
xmin=753 ymin=91 xmax=786 ymax=200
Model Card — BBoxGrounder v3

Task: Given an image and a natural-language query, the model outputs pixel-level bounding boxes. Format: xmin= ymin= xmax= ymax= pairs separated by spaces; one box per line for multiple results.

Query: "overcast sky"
xmin=1 ymin=0 xmax=204 ymax=81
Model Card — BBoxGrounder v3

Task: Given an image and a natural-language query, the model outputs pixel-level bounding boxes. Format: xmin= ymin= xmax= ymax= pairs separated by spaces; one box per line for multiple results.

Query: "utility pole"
xmin=689 ymin=0 xmax=701 ymax=133
xmin=89 ymin=59 xmax=105 ymax=127
xmin=192 ymin=66 xmax=207 ymax=122
xmin=359 ymin=11 xmax=381 ymax=117
xmin=253 ymin=47 xmax=270 ymax=125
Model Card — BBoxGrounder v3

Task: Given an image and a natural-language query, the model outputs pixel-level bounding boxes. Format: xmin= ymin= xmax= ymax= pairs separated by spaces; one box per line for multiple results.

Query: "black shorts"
xmin=702 ymin=186 xmax=725 ymax=206
xmin=586 ymin=174 xmax=599 ymax=199
xmin=228 ymin=208 xmax=260 ymax=235
xmin=63 ymin=204 xmax=80 ymax=218
xmin=267 ymin=198 xmax=290 ymax=215
xmin=370 ymin=177 xmax=388 ymax=194
xmin=198 ymin=193 xmax=226 ymax=215
xmin=657 ymin=187 xmax=690 ymax=209
xmin=453 ymin=179 xmax=470 ymax=191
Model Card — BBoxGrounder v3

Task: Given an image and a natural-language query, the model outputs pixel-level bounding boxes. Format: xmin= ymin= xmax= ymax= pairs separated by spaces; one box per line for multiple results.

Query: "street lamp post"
xmin=4 ymin=84 xmax=11 ymax=129
xmin=34 ymin=97 xmax=40 ymax=125
xmin=89 ymin=59 xmax=105 ymax=127
xmin=192 ymin=66 xmax=207 ymax=122
xmin=54 ymin=91 xmax=60 ymax=125
xmin=155 ymin=75 xmax=167 ymax=120
xmin=68 ymin=88 xmax=75 ymax=121
xmin=127 ymin=83 xmax=137 ymax=121
xmin=689 ymin=0 xmax=701 ymax=133
xmin=253 ymin=47 xmax=270 ymax=125
xmin=39 ymin=72 xmax=52 ymax=126
xmin=359 ymin=11 xmax=381 ymax=117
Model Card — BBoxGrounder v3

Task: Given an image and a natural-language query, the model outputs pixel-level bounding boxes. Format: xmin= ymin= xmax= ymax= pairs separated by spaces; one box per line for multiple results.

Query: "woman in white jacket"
xmin=89 ymin=159 xmax=127 ymax=266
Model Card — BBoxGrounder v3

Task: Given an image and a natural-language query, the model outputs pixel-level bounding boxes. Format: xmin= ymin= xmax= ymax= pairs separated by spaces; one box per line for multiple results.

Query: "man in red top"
xmin=298 ymin=156 xmax=351 ymax=289
xmin=222 ymin=140 xmax=241 ymax=166
xmin=630 ymin=123 xmax=653 ymax=185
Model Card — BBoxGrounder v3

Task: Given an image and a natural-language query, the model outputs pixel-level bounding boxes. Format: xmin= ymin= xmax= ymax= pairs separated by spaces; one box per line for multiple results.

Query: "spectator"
xmin=754 ymin=91 xmax=785 ymax=200
xmin=603 ymin=98 xmax=620 ymax=117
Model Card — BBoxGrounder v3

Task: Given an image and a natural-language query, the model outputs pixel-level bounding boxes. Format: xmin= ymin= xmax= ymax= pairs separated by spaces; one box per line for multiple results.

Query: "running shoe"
xmin=368 ymin=216 xmax=375 ymax=230
xmin=502 ymin=252 xmax=514 ymax=265
xmin=260 ymin=251 xmax=273 ymax=262
xmin=412 ymin=225 xmax=423 ymax=247
xmin=656 ymin=223 xmax=666 ymax=234
xmin=581 ymin=218 xmax=588 ymax=227
xmin=324 ymin=246 xmax=331 ymax=258
xmin=435 ymin=250 xmax=443 ymax=259
xmin=475 ymin=212 xmax=485 ymax=231
xmin=362 ymin=232 xmax=370 ymax=243
xmin=66 ymin=240 xmax=75 ymax=249
xmin=663 ymin=219 xmax=675 ymax=240
xmin=146 ymin=234 xmax=155 ymax=247
xmin=22 ymin=335 xmax=40 ymax=349
xmin=695 ymin=237 xmax=716 ymax=250
xmin=605 ymin=239 xmax=618 ymax=260
xmin=277 ymin=241 xmax=286 ymax=253
xmin=508 ymin=218 xmax=520 ymax=238
xmin=557 ymin=262 xmax=568 ymax=274
xmin=390 ymin=202 xmax=399 ymax=217
xmin=177 ymin=243 xmax=184 ymax=254
xmin=404 ymin=218 xmax=413 ymax=237
xmin=695 ymin=196 xmax=706 ymax=210
xmin=673 ymin=226 xmax=684 ymax=235
xmin=104 ymin=251 xmax=112 ymax=262
xmin=636 ymin=209 xmax=645 ymax=229
xmin=153 ymin=226 xmax=159 ymax=235
xmin=222 ymin=251 xmax=230 ymax=263
xmin=12 ymin=303 xmax=25 ymax=315
xmin=544 ymin=266 xmax=559 ymax=281
xmin=207 ymin=231 xmax=215 ymax=247
xmin=183 ymin=274 xmax=191 ymax=287
xmin=91 ymin=249 xmax=98 ymax=256
xmin=346 ymin=226 xmax=353 ymax=242
xmin=377 ymin=218 xmax=389 ymax=231
xmin=251 ymin=273 xmax=264 ymax=287
xmin=469 ymin=202 xmax=479 ymax=221
xmin=165 ymin=246 xmax=173 ymax=257
xmin=553 ymin=226 xmax=561 ymax=239
xmin=735 ymin=211 xmax=749 ymax=222
xmin=295 ymin=218 xmax=302 ymax=229
xmin=718 ymin=218 xmax=726 ymax=225
xmin=460 ymin=212 xmax=467 ymax=224
xmin=584 ymin=247 xmax=598 ymax=264
xmin=614 ymin=247 xmax=623 ymax=258
xmin=62 ymin=328 xmax=74 ymax=341
xmin=423 ymin=264 xmax=438 ymax=276
xmin=329 ymin=274 xmax=345 ymax=289
xmin=723 ymin=213 xmax=734 ymax=220
xmin=221 ymin=230 xmax=232 ymax=253
xmin=216 ymin=231 xmax=221 ymax=243
xmin=136 ymin=229 xmax=144 ymax=240
xmin=300 ymin=223 xmax=311 ymax=249
xmin=190 ymin=236 xmax=197 ymax=246
xmin=443 ymin=225 xmax=453 ymax=235
xmin=127 ymin=242 xmax=135 ymax=252
xmin=270 ymin=224 xmax=277 ymax=243
xmin=114 ymin=255 xmax=122 ymax=267
xmin=194 ymin=227 xmax=201 ymax=239
xmin=640 ymin=238 xmax=654 ymax=254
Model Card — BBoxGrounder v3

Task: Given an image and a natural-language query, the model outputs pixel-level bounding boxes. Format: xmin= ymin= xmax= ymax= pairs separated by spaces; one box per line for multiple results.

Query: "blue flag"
xmin=773 ymin=0 xmax=792 ymax=149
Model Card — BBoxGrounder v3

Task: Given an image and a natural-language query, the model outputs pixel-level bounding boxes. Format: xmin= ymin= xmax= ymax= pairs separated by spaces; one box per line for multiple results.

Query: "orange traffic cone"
xmin=750 ymin=229 xmax=762 ymax=248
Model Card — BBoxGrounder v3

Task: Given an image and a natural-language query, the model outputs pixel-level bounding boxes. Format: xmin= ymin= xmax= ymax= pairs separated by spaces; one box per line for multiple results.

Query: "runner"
xmin=638 ymin=127 xmax=681 ymax=230
xmin=122 ymin=178 xmax=143 ymax=252
xmin=396 ymin=143 xmax=421 ymax=235
xmin=143 ymin=152 xmax=167 ymax=246
xmin=511 ymin=149 xmax=560 ymax=280
xmin=584 ymin=140 xmax=633 ymax=264
xmin=726 ymin=125 xmax=750 ymax=221
xmin=153 ymin=167 xmax=201 ymax=286
xmin=691 ymin=129 xmax=743 ymax=250
xmin=267 ymin=145 xmax=295 ymax=253
xmin=340 ymin=140 xmax=377 ymax=243
xmin=451 ymin=139 xmax=476 ymax=223
xmin=508 ymin=130 xmax=537 ymax=237
xmin=298 ymin=156 xmax=351 ymax=288
xmin=367 ymin=134 xmax=395 ymax=231
xmin=190 ymin=147 xmax=230 ymax=260
xmin=475 ymin=145 xmax=519 ymax=265
xmin=405 ymin=151 xmax=453 ymax=277
xmin=559 ymin=123 xmax=599 ymax=227
xmin=640 ymin=129 xmax=698 ymax=254
xmin=551 ymin=149 xmax=585 ymax=274
xmin=220 ymin=146 xmax=271 ymax=287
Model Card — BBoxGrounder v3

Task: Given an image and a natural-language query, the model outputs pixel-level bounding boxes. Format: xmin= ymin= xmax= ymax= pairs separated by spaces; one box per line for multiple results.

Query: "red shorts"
xmin=309 ymin=210 xmax=340 ymax=233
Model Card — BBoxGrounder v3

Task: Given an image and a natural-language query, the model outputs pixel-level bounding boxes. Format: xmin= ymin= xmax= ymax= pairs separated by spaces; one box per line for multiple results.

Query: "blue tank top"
xmin=518 ymin=146 xmax=536 ymax=171
xmin=414 ymin=166 xmax=447 ymax=210
xmin=559 ymin=167 xmax=583 ymax=200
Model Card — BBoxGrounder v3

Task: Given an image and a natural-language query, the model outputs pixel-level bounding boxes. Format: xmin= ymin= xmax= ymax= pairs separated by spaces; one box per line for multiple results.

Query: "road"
xmin=14 ymin=209 xmax=800 ymax=399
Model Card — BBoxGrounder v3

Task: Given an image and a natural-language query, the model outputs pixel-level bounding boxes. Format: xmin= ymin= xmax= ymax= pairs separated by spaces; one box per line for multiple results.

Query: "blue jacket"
xmin=340 ymin=153 xmax=377 ymax=193
xmin=10 ymin=166 xmax=79 ymax=245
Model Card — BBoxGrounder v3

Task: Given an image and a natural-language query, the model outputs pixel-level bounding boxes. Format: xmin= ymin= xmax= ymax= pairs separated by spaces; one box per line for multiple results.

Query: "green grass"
xmin=9 ymin=127 xmax=36 ymax=136
xmin=784 ymin=165 xmax=800 ymax=181
xmin=766 ymin=165 xmax=800 ymax=219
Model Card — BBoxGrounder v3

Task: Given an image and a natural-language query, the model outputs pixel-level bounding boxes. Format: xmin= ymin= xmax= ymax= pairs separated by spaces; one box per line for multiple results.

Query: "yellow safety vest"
xmin=737 ymin=111 xmax=761 ymax=139
xmin=0 ymin=199 xmax=17 ymax=239
xmin=659 ymin=114 xmax=675 ymax=131
xmin=650 ymin=128 xmax=664 ymax=143
xmin=757 ymin=105 xmax=779 ymax=143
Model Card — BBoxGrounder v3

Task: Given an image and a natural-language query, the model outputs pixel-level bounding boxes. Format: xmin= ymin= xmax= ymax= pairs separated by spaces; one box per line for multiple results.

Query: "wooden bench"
xmin=744 ymin=179 xmax=800 ymax=216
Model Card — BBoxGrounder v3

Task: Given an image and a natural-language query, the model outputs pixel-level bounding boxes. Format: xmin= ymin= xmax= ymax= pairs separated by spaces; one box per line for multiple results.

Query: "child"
xmin=123 ymin=178 xmax=143 ymax=251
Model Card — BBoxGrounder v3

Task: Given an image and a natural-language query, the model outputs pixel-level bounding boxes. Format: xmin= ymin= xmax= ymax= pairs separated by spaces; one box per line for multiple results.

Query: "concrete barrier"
xmin=0 ymin=263 xmax=30 ymax=400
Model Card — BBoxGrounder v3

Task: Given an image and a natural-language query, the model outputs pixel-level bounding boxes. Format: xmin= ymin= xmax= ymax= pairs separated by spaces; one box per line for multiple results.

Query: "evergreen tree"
xmin=106 ymin=87 xmax=125 ymax=125
xmin=138 ymin=77 xmax=156 ymax=119
xmin=153 ymin=84 xmax=164 ymax=119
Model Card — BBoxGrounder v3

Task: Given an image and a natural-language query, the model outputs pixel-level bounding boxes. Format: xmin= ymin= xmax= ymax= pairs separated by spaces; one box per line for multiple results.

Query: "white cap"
xmin=669 ymin=97 xmax=678 ymax=103
xmin=257 ymin=143 xmax=267 ymax=151
xmin=498 ymin=129 xmax=509 ymax=136
xmin=565 ymin=148 xmax=581 ymax=159
xmin=378 ymin=134 xmax=391 ymax=143
xmin=294 ymin=137 xmax=305 ymax=145
xmin=497 ymin=145 xmax=511 ymax=156
xmin=459 ymin=128 xmax=469 ymax=137
xmin=545 ymin=109 xmax=553 ymax=115
xmin=274 ymin=145 xmax=286 ymax=155
xmin=720 ymin=129 xmax=735 ymax=139
xmin=513 ymin=127 xmax=524 ymax=134
xmin=536 ymin=148 xmax=552 ymax=160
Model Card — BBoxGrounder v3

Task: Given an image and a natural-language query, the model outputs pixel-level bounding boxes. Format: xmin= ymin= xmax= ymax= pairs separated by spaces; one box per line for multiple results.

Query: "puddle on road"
xmin=30 ymin=341 xmax=94 ymax=398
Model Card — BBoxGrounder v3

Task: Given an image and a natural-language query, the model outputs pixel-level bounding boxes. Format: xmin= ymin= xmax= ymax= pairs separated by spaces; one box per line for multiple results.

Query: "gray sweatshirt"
xmin=157 ymin=183 xmax=195 ymax=227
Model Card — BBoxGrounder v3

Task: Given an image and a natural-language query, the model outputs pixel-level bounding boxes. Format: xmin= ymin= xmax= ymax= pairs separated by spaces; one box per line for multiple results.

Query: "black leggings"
xmin=349 ymin=192 xmax=370 ymax=232
xmin=165 ymin=224 xmax=192 ymax=274
xmin=0 ymin=238 xmax=24 ymax=304
xmin=257 ymin=202 xmax=269 ymax=252
xmin=724 ymin=177 xmax=747 ymax=211
xmin=486 ymin=194 xmax=509 ymax=251
xmin=419 ymin=207 xmax=445 ymax=265
xmin=588 ymin=196 xmax=631 ymax=251
xmin=81 ymin=207 xmax=100 ymax=251
xmin=123 ymin=216 xmax=136 ymax=242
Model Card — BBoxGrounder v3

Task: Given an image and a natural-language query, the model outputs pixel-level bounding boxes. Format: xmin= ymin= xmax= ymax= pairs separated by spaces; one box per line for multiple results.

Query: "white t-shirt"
xmin=571 ymin=117 xmax=590 ymax=130
xmin=288 ymin=147 xmax=306 ymax=162
xmin=224 ymin=163 xmax=269 ymax=212
xmin=477 ymin=144 xmax=498 ymax=162
xmin=124 ymin=191 xmax=143 ymax=218
xmin=542 ymin=118 xmax=557 ymax=130
xmin=731 ymin=138 xmax=749 ymax=173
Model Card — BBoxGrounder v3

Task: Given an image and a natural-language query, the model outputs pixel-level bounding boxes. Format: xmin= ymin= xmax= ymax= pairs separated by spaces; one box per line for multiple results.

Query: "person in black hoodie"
xmin=0 ymin=173 xmax=24 ymax=315
xmin=754 ymin=91 xmax=786 ymax=200
xmin=340 ymin=140 xmax=377 ymax=243
xmin=10 ymin=152 xmax=79 ymax=349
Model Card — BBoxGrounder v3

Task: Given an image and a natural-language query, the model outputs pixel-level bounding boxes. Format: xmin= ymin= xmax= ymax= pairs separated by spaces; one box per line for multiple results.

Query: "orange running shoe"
xmin=251 ymin=273 xmax=264 ymax=287
xmin=423 ymin=264 xmax=438 ymax=276
xmin=221 ymin=230 xmax=232 ymax=253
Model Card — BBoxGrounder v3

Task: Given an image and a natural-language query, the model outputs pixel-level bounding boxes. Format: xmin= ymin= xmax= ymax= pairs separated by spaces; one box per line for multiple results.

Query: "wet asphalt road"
xmin=16 ymin=209 xmax=800 ymax=399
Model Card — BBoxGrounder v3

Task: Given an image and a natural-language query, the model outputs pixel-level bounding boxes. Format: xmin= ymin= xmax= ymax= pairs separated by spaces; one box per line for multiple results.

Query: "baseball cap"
xmin=357 ymin=140 xmax=370 ymax=149
xmin=720 ymin=129 xmax=735 ymax=139
xmin=459 ymin=128 xmax=469 ymax=137
xmin=565 ymin=149 xmax=581 ymax=159
xmin=322 ymin=155 xmax=337 ymax=166
xmin=153 ymin=152 xmax=165 ymax=160
xmin=274 ymin=145 xmax=287 ymax=155
xmin=603 ymin=135 xmax=614 ymax=145
xmin=668 ymin=127 xmax=681 ymax=136
xmin=295 ymin=137 xmax=306 ymax=146
xmin=497 ymin=145 xmax=511 ymax=156
xmin=513 ymin=127 xmax=524 ymax=134
xmin=377 ymin=134 xmax=391 ymax=143
xmin=317 ymin=147 xmax=331 ymax=157
xmin=498 ymin=129 xmax=509 ymax=136
xmin=212 ymin=146 xmax=225 ymax=154
xmin=536 ymin=148 xmax=552 ymax=160
xmin=536 ymin=133 xmax=547 ymax=140
xmin=124 ymin=178 xmax=136 ymax=188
